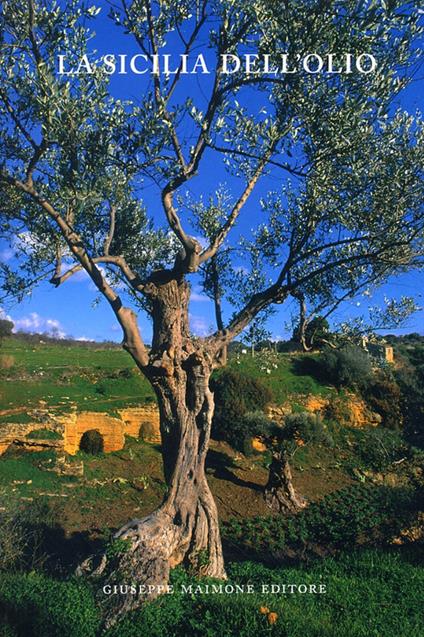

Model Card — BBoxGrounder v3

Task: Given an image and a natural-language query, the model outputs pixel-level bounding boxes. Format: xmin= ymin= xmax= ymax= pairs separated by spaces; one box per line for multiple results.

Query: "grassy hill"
xmin=0 ymin=337 xmax=155 ymax=418
xmin=0 ymin=336 xmax=331 ymax=419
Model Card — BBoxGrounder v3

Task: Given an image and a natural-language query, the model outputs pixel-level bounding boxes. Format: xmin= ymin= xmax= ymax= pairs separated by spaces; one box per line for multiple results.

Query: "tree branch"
xmin=1 ymin=171 xmax=149 ymax=366
xmin=200 ymin=144 xmax=277 ymax=263
xmin=0 ymin=89 xmax=37 ymax=150
xmin=103 ymin=203 xmax=116 ymax=256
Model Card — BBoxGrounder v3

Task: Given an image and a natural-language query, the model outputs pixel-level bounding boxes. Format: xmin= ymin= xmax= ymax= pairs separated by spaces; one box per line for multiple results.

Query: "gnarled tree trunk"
xmin=78 ymin=275 xmax=226 ymax=626
xmin=264 ymin=453 xmax=307 ymax=513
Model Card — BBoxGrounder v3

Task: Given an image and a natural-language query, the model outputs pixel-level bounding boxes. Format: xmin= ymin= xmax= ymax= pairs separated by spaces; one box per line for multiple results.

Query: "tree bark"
xmin=264 ymin=453 xmax=307 ymax=514
xmin=78 ymin=275 xmax=226 ymax=627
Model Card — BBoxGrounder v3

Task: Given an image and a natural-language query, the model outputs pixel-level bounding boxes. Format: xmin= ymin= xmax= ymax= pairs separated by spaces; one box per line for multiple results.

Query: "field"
xmin=0 ymin=338 xmax=155 ymax=417
xmin=0 ymin=337 xmax=331 ymax=417
xmin=0 ymin=335 xmax=423 ymax=636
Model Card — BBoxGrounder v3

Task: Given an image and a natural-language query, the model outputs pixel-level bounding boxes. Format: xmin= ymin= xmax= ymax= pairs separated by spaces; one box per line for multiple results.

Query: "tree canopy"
xmin=0 ymin=0 xmax=423 ymax=349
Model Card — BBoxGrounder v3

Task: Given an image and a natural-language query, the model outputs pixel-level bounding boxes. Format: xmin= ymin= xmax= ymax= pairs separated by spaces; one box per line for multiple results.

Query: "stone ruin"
xmin=0 ymin=404 xmax=161 ymax=457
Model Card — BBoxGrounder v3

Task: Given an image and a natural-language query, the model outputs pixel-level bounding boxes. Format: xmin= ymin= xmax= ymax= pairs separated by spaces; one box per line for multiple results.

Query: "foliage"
xmin=0 ymin=499 xmax=59 ymax=573
xmin=211 ymin=370 xmax=273 ymax=446
xmin=0 ymin=320 xmax=14 ymax=342
xmin=363 ymin=374 xmax=402 ymax=430
xmin=314 ymin=345 xmax=373 ymax=389
xmin=105 ymin=548 xmax=424 ymax=637
xmin=293 ymin=316 xmax=331 ymax=349
xmin=78 ymin=429 xmax=104 ymax=455
xmin=0 ymin=0 xmax=422 ymax=343
xmin=223 ymin=484 xmax=422 ymax=559
xmin=352 ymin=428 xmax=410 ymax=472
xmin=0 ymin=573 xmax=99 ymax=637
xmin=265 ymin=412 xmax=333 ymax=458
xmin=0 ymin=548 xmax=422 ymax=637
xmin=394 ymin=346 xmax=424 ymax=448
xmin=232 ymin=411 xmax=274 ymax=455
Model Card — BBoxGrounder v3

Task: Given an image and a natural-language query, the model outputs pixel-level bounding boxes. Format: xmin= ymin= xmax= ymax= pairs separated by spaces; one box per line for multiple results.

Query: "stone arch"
xmin=79 ymin=429 xmax=104 ymax=454
xmin=64 ymin=412 xmax=125 ymax=455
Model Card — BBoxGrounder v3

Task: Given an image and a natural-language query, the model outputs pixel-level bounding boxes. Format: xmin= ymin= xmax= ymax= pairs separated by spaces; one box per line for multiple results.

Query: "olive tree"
xmin=0 ymin=0 xmax=423 ymax=623
xmin=262 ymin=413 xmax=331 ymax=514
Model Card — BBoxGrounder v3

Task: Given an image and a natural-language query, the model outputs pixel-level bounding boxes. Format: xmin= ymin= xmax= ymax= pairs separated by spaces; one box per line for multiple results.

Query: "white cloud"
xmin=75 ymin=336 xmax=94 ymax=342
xmin=190 ymin=286 xmax=211 ymax=303
xmin=189 ymin=313 xmax=212 ymax=337
xmin=0 ymin=307 xmax=13 ymax=321
xmin=13 ymin=312 xmax=66 ymax=338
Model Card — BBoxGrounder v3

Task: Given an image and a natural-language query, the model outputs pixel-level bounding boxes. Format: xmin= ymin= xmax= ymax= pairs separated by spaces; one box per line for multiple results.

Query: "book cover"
xmin=0 ymin=1 xmax=423 ymax=635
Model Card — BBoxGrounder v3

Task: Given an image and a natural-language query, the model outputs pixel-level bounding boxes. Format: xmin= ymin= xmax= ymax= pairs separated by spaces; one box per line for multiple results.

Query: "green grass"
xmin=0 ymin=337 xmax=155 ymax=413
xmin=0 ymin=337 xmax=330 ymax=414
xmin=0 ymin=450 xmax=75 ymax=500
xmin=1 ymin=548 xmax=421 ymax=637
xmin=221 ymin=353 xmax=331 ymax=403
xmin=105 ymin=548 xmax=424 ymax=637
xmin=227 ymin=354 xmax=329 ymax=401
xmin=26 ymin=428 xmax=63 ymax=440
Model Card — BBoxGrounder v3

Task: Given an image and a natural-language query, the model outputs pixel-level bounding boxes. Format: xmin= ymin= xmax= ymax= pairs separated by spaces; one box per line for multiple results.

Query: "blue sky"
xmin=1 ymin=4 xmax=423 ymax=343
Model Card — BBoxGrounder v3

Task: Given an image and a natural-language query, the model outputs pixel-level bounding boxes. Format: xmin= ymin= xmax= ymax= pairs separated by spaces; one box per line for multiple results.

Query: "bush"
xmin=282 ymin=412 xmax=333 ymax=447
xmin=231 ymin=411 xmax=273 ymax=455
xmin=138 ymin=421 xmax=157 ymax=441
xmin=0 ymin=355 xmax=15 ymax=369
xmin=0 ymin=499 xmax=60 ymax=573
xmin=353 ymin=428 xmax=409 ymax=471
xmin=315 ymin=345 xmax=372 ymax=389
xmin=105 ymin=549 xmax=424 ymax=637
xmin=395 ymin=365 xmax=424 ymax=448
xmin=364 ymin=375 xmax=402 ymax=429
xmin=0 ymin=573 xmax=99 ymax=637
xmin=223 ymin=484 xmax=422 ymax=560
xmin=79 ymin=429 xmax=104 ymax=455
xmin=211 ymin=370 xmax=273 ymax=447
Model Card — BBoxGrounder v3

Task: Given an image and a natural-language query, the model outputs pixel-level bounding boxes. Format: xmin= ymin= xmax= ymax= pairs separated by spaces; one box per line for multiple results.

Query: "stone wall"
xmin=0 ymin=421 xmax=64 ymax=455
xmin=63 ymin=412 xmax=125 ymax=455
xmin=118 ymin=404 xmax=161 ymax=442
xmin=63 ymin=405 xmax=161 ymax=454
xmin=0 ymin=404 xmax=161 ymax=456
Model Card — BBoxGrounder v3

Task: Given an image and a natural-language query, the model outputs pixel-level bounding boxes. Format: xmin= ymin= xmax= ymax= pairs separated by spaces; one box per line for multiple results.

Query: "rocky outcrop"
xmin=0 ymin=391 xmax=382 ymax=457
xmin=266 ymin=392 xmax=381 ymax=429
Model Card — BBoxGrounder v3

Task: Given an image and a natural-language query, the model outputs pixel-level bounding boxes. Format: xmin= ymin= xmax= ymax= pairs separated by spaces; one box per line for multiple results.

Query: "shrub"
xmin=395 ymin=365 xmax=424 ymax=448
xmin=211 ymin=370 xmax=273 ymax=445
xmin=138 ymin=421 xmax=157 ymax=441
xmin=0 ymin=513 xmax=27 ymax=572
xmin=79 ymin=429 xmax=104 ymax=455
xmin=314 ymin=345 xmax=372 ymax=389
xmin=230 ymin=411 xmax=273 ymax=455
xmin=353 ymin=428 xmax=409 ymax=471
xmin=364 ymin=375 xmax=402 ymax=429
xmin=0 ymin=573 xmax=99 ymax=637
xmin=105 ymin=549 xmax=424 ymax=637
xmin=0 ymin=355 xmax=14 ymax=369
xmin=0 ymin=499 xmax=60 ymax=573
xmin=323 ymin=396 xmax=355 ymax=425
xmin=282 ymin=412 xmax=333 ymax=447
xmin=223 ymin=484 xmax=421 ymax=560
